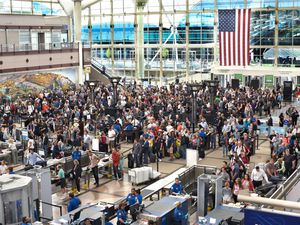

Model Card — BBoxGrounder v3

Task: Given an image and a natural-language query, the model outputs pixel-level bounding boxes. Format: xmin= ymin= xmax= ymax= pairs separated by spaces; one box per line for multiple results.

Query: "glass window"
xmin=277 ymin=48 xmax=299 ymax=67
xmin=113 ymin=0 xmax=123 ymax=14
xmin=251 ymin=48 xmax=274 ymax=65
xmin=190 ymin=47 xmax=214 ymax=71
xmin=81 ymin=8 xmax=89 ymax=42
xmin=144 ymin=14 xmax=159 ymax=44
xmin=247 ymin=0 xmax=276 ymax=8
xmin=33 ymin=1 xmax=51 ymax=15
xmin=124 ymin=0 xmax=134 ymax=13
xmin=146 ymin=1 xmax=159 ymax=12
xmin=250 ymin=10 xmax=275 ymax=46
xmin=278 ymin=10 xmax=300 ymax=46
xmin=189 ymin=13 xmax=214 ymax=44
xmin=217 ymin=0 xmax=245 ymax=9
xmin=162 ymin=0 xmax=173 ymax=12
xmin=51 ymin=3 xmax=65 ymax=16
xmin=0 ymin=0 xmax=11 ymax=13
xmin=91 ymin=2 xmax=100 ymax=15
xmin=278 ymin=0 xmax=300 ymax=8
xmin=12 ymin=0 xmax=32 ymax=14
xmin=190 ymin=0 xmax=214 ymax=10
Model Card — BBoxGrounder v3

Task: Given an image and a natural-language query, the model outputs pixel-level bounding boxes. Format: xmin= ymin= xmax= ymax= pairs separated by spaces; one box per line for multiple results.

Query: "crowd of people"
xmin=0 ymin=80 xmax=299 ymax=211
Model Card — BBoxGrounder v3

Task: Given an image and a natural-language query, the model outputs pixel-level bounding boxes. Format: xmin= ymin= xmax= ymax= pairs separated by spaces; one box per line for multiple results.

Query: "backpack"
xmin=174 ymin=151 xmax=181 ymax=159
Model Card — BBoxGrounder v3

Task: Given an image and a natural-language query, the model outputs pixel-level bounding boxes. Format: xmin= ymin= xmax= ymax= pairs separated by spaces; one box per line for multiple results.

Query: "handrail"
xmin=0 ymin=42 xmax=81 ymax=54
xmin=269 ymin=166 xmax=300 ymax=200
xmin=34 ymin=199 xmax=63 ymax=222
xmin=91 ymin=58 xmax=112 ymax=80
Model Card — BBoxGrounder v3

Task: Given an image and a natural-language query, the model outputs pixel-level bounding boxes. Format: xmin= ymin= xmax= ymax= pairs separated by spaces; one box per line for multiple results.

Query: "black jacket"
xmin=72 ymin=165 xmax=82 ymax=179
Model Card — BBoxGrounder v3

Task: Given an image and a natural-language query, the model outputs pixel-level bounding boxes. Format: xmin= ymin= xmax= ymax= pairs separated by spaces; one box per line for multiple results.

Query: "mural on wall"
xmin=0 ymin=72 xmax=74 ymax=97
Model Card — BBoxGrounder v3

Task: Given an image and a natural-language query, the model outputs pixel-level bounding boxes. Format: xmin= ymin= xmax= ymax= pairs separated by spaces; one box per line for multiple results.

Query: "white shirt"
xmin=0 ymin=165 xmax=8 ymax=175
xmin=108 ymin=129 xmax=116 ymax=141
xmin=84 ymin=134 xmax=91 ymax=144
xmin=292 ymin=128 xmax=300 ymax=136
xmin=222 ymin=124 xmax=231 ymax=133
xmin=251 ymin=169 xmax=269 ymax=182
xmin=200 ymin=121 xmax=208 ymax=129
xmin=166 ymin=125 xmax=174 ymax=133
xmin=28 ymin=105 xmax=34 ymax=114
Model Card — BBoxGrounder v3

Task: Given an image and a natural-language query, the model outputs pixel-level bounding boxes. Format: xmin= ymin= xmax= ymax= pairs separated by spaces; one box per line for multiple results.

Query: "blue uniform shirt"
xmin=170 ymin=183 xmax=183 ymax=194
xmin=117 ymin=209 xmax=127 ymax=222
xmin=67 ymin=197 xmax=81 ymax=212
xmin=174 ymin=207 xmax=184 ymax=222
xmin=126 ymin=193 xmax=137 ymax=206
xmin=137 ymin=194 xmax=143 ymax=204
xmin=72 ymin=150 xmax=81 ymax=161
xmin=105 ymin=222 xmax=113 ymax=225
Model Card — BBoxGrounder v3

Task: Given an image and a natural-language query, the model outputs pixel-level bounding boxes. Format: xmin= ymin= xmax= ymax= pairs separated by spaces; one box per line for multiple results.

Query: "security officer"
xmin=126 ymin=188 xmax=137 ymax=206
xmin=136 ymin=189 xmax=143 ymax=205
xmin=173 ymin=201 xmax=187 ymax=225
xmin=117 ymin=202 xmax=127 ymax=225
xmin=170 ymin=178 xmax=185 ymax=195
xmin=67 ymin=193 xmax=81 ymax=221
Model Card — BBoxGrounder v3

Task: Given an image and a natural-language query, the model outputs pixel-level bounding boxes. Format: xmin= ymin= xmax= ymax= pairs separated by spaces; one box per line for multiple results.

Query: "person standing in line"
xmin=112 ymin=148 xmax=122 ymax=180
xmin=108 ymin=126 xmax=116 ymax=152
xmin=88 ymin=150 xmax=100 ymax=187
xmin=71 ymin=160 xmax=82 ymax=194
xmin=57 ymin=164 xmax=67 ymax=199
xmin=132 ymin=138 xmax=142 ymax=167
xmin=267 ymin=114 xmax=273 ymax=137
xmin=232 ymin=178 xmax=243 ymax=203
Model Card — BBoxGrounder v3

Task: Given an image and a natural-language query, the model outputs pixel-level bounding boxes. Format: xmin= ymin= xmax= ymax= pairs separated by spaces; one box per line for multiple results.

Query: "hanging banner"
xmin=265 ymin=75 xmax=274 ymax=88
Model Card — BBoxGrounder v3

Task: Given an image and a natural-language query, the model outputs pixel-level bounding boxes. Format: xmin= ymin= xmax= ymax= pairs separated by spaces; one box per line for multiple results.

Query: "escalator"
xmin=90 ymin=58 xmax=112 ymax=85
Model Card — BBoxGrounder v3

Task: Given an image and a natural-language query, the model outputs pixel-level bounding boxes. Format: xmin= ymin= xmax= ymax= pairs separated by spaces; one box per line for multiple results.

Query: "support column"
xmin=159 ymin=0 xmax=163 ymax=86
xmin=78 ymin=42 xmax=84 ymax=84
xmin=88 ymin=7 xmax=92 ymax=44
xmin=134 ymin=4 xmax=138 ymax=81
xmin=110 ymin=0 xmax=115 ymax=75
xmin=185 ymin=0 xmax=190 ymax=81
xmin=274 ymin=1 xmax=279 ymax=67
xmin=73 ymin=0 xmax=82 ymax=42
xmin=136 ymin=0 xmax=148 ymax=79
xmin=213 ymin=0 xmax=218 ymax=67
xmin=68 ymin=16 xmax=73 ymax=42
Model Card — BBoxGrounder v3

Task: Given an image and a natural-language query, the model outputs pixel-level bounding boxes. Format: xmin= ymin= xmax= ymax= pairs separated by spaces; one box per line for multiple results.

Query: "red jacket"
xmin=242 ymin=178 xmax=254 ymax=191
xmin=112 ymin=150 xmax=120 ymax=166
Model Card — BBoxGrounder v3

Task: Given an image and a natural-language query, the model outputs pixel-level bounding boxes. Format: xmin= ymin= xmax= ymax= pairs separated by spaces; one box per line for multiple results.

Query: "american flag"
xmin=218 ymin=9 xmax=251 ymax=66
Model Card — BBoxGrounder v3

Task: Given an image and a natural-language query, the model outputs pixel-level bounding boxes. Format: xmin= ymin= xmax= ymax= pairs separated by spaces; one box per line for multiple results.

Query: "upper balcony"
xmin=0 ymin=42 xmax=91 ymax=73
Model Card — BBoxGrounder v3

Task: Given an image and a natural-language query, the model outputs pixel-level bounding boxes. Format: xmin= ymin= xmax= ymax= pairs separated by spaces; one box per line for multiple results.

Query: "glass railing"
xmin=0 ymin=42 xmax=80 ymax=53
